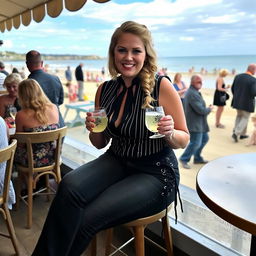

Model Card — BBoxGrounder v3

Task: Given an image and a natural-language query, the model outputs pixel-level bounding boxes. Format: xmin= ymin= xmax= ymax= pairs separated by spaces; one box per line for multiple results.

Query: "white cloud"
xmin=1 ymin=0 xmax=256 ymax=56
xmin=1 ymin=39 xmax=13 ymax=48
xmin=203 ymin=14 xmax=240 ymax=24
xmin=179 ymin=36 xmax=194 ymax=41
xmin=72 ymin=0 xmax=222 ymax=23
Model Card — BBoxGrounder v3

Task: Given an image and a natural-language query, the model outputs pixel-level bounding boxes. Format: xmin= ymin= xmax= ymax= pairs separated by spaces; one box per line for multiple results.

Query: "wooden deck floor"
xmin=0 ymin=195 xmax=52 ymax=256
xmin=0 ymin=195 xmax=172 ymax=256
xmin=0 ymin=195 xmax=111 ymax=256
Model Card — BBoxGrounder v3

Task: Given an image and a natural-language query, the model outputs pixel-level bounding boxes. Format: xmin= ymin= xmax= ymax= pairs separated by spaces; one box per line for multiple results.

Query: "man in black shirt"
xmin=231 ymin=63 xmax=256 ymax=142
xmin=75 ymin=63 xmax=84 ymax=101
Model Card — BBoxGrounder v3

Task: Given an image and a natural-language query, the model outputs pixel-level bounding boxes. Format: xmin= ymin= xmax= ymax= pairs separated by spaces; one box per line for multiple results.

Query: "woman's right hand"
xmin=86 ymin=111 xmax=110 ymax=149
xmin=85 ymin=112 xmax=95 ymax=132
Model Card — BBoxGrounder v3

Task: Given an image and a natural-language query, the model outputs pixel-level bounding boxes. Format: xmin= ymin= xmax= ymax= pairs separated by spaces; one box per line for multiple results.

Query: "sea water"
xmin=5 ymin=54 xmax=256 ymax=89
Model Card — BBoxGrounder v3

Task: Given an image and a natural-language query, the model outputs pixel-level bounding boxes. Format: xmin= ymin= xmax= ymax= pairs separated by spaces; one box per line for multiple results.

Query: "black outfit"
xmin=231 ymin=73 xmax=256 ymax=112
xmin=75 ymin=65 xmax=84 ymax=82
xmin=28 ymin=69 xmax=65 ymax=127
xmin=14 ymin=98 xmax=21 ymax=111
xmin=213 ymin=83 xmax=229 ymax=106
xmin=75 ymin=65 xmax=84 ymax=101
xmin=32 ymin=75 xmax=180 ymax=256
xmin=231 ymin=72 xmax=256 ymax=138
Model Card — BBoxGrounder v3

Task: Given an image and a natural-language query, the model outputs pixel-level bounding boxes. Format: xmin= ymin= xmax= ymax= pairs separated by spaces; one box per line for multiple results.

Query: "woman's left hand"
xmin=158 ymin=115 xmax=174 ymax=137
xmin=4 ymin=117 xmax=15 ymax=128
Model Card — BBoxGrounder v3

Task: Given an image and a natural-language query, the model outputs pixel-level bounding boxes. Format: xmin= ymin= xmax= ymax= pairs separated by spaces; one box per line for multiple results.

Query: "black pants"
xmin=32 ymin=148 xmax=179 ymax=256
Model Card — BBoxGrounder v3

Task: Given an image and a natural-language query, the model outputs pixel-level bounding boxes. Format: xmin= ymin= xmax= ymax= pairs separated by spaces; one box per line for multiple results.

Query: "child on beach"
xmin=66 ymin=82 xmax=78 ymax=103
xmin=246 ymin=114 xmax=256 ymax=146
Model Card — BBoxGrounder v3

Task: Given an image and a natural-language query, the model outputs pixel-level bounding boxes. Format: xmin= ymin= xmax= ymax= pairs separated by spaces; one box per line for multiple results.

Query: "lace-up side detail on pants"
xmin=156 ymin=156 xmax=183 ymax=223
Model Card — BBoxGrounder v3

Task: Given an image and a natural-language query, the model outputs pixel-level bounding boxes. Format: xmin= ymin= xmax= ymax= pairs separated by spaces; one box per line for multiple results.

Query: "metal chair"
xmin=13 ymin=126 xmax=67 ymax=228
xmin=0 ymin=139 xmax=20 ymax=255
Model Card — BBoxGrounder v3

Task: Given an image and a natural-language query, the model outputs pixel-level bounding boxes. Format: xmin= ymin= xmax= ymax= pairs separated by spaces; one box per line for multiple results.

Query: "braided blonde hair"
xmin=108 ymin=21 xmax=158 ymax=108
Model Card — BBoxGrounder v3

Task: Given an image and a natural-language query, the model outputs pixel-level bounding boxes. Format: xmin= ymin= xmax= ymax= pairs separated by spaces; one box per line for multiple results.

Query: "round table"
xmin=196 ymin=152 xmax=256 ymax=255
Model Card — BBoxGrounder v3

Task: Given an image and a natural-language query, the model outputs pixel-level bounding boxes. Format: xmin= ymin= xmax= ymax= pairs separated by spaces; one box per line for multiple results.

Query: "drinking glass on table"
xmin=8 ymin=106 xmax=17 ymax=128
xmin=91 ymin=108 xmax=108 ymax=133
xmin=145 ymin=106 xmax=165 ymax=139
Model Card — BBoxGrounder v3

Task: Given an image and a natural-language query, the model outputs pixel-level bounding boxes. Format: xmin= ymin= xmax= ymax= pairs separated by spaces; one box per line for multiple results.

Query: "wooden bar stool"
xmin=103 ymin=204 xmax=173 ymax=256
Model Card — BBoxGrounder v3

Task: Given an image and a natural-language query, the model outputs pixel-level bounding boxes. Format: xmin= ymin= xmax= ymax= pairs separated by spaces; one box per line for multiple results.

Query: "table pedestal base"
xmin=250 ymin=235 xmax=256 ymax=256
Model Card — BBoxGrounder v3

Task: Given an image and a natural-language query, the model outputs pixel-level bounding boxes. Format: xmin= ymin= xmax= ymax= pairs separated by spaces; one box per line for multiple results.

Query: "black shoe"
xmin=194 ymin=160 xmax=208 ymax=164
xmin=240 ymin=135 xmax=249 ymax=139
xmin=232 ymin=133 xmax=238 ymax=142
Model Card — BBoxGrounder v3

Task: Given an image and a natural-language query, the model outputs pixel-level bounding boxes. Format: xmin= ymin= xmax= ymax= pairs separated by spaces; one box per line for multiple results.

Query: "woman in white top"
xmin=0 ymin=116 xmax=16 ymax=208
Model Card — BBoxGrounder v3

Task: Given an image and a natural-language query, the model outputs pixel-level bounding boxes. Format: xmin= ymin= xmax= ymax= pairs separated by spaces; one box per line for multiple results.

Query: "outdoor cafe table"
xmin=63 ymin=101 xmax=94 ymax=127
xmin=196 ymin=152 xmax=256 ymax=256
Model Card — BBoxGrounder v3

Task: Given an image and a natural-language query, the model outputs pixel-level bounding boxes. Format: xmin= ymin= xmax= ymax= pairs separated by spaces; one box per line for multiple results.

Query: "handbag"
xmin=220 ymin=92 xmax=229 ymax=103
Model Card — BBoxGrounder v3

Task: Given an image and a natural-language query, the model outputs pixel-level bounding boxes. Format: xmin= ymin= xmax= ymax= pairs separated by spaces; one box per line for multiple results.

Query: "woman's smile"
xmin=114 ymin=32 xmax=146 ymax=85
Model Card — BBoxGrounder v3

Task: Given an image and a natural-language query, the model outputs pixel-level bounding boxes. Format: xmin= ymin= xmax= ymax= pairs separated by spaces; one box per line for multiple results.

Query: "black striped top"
xmin=100 ymin=75 xmax=169 ymax=159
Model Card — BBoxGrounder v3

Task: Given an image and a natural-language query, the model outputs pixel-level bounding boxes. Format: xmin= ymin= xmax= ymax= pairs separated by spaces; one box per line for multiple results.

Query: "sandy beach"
xmin=53 ymin=68 xmax=255 ymax=190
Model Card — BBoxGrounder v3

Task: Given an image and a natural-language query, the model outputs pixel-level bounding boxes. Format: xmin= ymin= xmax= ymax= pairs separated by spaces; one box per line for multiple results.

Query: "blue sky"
xmin=1 ymin=0 xmax=256 ymax=57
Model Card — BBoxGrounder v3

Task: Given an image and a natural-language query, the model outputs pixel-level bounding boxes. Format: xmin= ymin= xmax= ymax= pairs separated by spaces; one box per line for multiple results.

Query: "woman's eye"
xmin=117 ymin=48 xmax=126 ymax=53
xmin=133 ymin=49 xmax=142 ymax=54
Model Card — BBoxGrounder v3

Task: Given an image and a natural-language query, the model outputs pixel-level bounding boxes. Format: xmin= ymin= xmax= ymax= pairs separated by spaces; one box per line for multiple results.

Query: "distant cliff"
xmin=0 ymin=51 xmax=103 ymax=61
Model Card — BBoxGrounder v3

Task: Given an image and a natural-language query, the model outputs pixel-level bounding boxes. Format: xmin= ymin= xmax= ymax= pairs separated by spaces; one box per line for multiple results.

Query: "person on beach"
xmin=213 ymin=69 xmax=230 ymax=128
xmin=0 ymin=73 xmax=22 ymax=128
xmin=246 ymin=114 xmax=256 ymax=146
xmin=25 ymin=50 xmax=65 ymax=128
xmin=231 ymin=63 xmax=256 ymax=142
xmin=65 ymin=66 xmax=72 ymax=83
xmin=75 ymin=63 xmax=84 ymax=101
xmin=0 ymin=61 xmax=9 ymax=76
xmin=173 ymin=72 xmax=188 ymax=104
xmin=0 ymin=72 xmax=6 ymax=92
xmin=101 ymin=66 xmax=105 ymax=79
xmin=65 ymin=82 xmax=78 ymax=103
xmin=179 ymin=74 xmax=213 ymax=169
xmin=32 ymin=20 xmax=189 ymax=256
xmin=0 ymin=61 xmax=8 ymax=92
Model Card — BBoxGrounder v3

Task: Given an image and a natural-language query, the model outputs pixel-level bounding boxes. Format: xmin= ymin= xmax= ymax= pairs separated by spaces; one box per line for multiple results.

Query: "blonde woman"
xmin=173 ymin=72 xmax=187 ymax=103
xmin=15 ymin=79 xmax=59 ymax=167
xmin=0 ymin=73 xmax=22 ymax=127
xmin=32 ymin=21 xmax=189 ymax=255
xmin=213 ymin=69 xmax=230 ymax=128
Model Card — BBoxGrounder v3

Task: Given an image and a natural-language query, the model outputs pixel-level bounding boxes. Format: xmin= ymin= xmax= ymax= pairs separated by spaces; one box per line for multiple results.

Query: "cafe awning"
xmin=0 ymin=0 xmax=110 ymax=33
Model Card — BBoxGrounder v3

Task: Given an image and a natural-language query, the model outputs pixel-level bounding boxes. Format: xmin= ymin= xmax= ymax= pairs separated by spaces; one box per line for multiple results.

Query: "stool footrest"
xmin=109 ymin=237 xmax=134 ymax=256
xmin=144 ymin=235 xmax=167 ymax=253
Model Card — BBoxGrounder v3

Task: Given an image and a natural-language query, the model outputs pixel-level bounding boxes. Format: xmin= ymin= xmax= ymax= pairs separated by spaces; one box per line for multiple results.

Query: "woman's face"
xmin=6 ymin=82 xmax=18 ymax=97
xmin=176 ymin=74 xmax=181 ymax=81
xmin=114 ymin=32 xmax=146 ymax=84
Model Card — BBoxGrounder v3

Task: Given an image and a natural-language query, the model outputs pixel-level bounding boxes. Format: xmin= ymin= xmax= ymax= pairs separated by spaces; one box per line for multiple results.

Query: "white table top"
xmin=196 ymin=152 xmax=256 ymax=235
